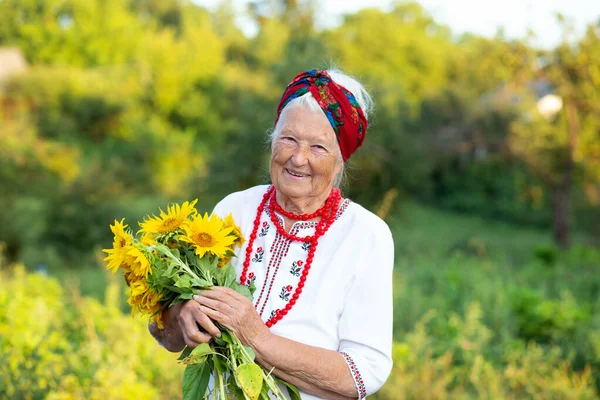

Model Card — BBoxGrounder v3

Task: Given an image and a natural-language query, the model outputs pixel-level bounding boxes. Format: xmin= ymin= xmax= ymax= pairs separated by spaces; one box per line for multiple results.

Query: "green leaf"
xmin=277 ymin=378 xmax=302 ymax=400
xmin=166 ymin=285 xmax=191 ymax=295
xmin=180 ymin=343 xmax=212 ymax=365
xmin=182 ymin=362 xmax=211 ymax=400
xmin=223 ymin=265 xmax=237 ymax=287
xmin=177 ymin=346 xmax=193 ymax=361
xmin=175 ymin=274 xmax=192 ymax=289
xmin=154 ymin=243 xmax=172 ymax=255
xmin=227 ymin=373 xmax=246 ymax=400
xmin=191 ymin=276 xmax=214 ymax=288
xmin=212 ymin=352 xmax=230 ymax=375
xmin=220 ymin=330 xmax=234 ymax=345
xmin=243 ymin=345 xmax=256 ymax=362
xmin=178 ymin=292 xmax=194 ymax=300
xmin=259 ymin=381 xmax=270 ymax=400
xmin=236 ymin=363 xmax=263 ymax=400
xmin=212 ymin=336 xmax=227 ymax=347
xmin=249 ymin=281 xmax=257 ymax=296
xmin=164 ymin=260 xmax=180 ymax=278
xmin=231 ymin=282 xmax=253 ymax=301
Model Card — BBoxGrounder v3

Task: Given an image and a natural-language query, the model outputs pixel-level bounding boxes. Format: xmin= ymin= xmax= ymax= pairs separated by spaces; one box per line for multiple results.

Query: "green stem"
xmin=231 ymin=333 xmax=287 ymax=400
xmin=159 ymin=246 xmax=202 ymax=282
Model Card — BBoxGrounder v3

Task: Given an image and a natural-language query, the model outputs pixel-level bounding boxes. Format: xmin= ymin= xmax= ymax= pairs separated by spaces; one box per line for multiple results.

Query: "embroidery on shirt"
xmin=293 ymin=199 xmax=352 ymax=231
xmin=258 ymin=221 xmax=270 ymax=237
xmin=245 ymin=272 xmax=256 ymax=288
xmin=289 ymin=260 xmax=303 ymax=277
xmin=279 ymin=285 xmax=293 ymax=301
xmin=254 ymin=195 xmax=352 ymax=321
xmin=269 ymin=309 xmax=279 ymax=321
xmin=257 ymin=233 xmax=293 ymax=316
xmin=341 ymin=352 xmax=367 ymax=399
xmin=252 ymin=247 xmax=264 ymax=263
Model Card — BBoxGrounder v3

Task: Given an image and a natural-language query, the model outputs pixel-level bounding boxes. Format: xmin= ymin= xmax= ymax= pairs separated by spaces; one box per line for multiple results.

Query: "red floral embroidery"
xmin=254 ymin=228 xmax=293 ymax=316
xmin=258 ymin=221 xmax=270 ymax=237
xmin=279 ymin=285 xmax=293 ymax=301
xmin=252 ymin=247 xmax=264 ymax=263
xmin=341 ymin=352 xmax=367 ymax=398
xmin=290 ymin=260 xmax=303 ymax=277
xmin=245 ymin=272 xmax=256 ymax=288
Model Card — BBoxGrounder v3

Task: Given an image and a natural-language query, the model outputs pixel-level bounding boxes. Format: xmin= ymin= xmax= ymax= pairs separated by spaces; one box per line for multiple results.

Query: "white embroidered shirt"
xmin=213 ymin=185 xmax=394 ymax=399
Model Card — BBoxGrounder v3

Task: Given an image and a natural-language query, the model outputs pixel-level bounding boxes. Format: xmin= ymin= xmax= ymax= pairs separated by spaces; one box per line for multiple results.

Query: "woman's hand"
xmin=149 ymin=300 xmax=222 ymax=352
xmin=193 ymin=287 xmax=270 ymax=346
xmin=176 ymin=299 xmax=222 ymax=347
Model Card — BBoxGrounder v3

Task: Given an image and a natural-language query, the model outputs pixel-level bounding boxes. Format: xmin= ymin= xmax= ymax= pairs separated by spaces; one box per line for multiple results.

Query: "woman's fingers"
xmin=191 ymin=305 xmax=221 ymax=338
xmin=193 ymin=293 xmax=233 ymax=314
xmin=177 ymin=301 xmax=213 ymax=346
xmin=197 ymin=303 xmax=230 ymax=329
xmin=179 ymin=313 xmax=211 ymax=347
xmin=198 ymin=286 xmax=241 ymax=302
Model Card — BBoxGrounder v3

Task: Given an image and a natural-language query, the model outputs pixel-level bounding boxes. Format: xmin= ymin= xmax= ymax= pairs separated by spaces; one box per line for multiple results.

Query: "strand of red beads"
xmin=239 ymin=186 xmax=342 ymax=327
xmin=270 ymin=188 xmax=338 ymax=221
xmin=267 ymin=188 xmax=340 ymax=243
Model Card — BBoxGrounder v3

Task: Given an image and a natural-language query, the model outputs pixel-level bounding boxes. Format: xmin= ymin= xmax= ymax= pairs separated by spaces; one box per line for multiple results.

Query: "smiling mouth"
xmin=285 ymin=168 xmax=310 ymax=178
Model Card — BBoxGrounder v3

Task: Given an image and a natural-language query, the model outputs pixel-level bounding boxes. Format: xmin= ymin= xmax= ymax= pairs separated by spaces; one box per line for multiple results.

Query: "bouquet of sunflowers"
xmin=103 ymin=200 xmax=297 ymax=400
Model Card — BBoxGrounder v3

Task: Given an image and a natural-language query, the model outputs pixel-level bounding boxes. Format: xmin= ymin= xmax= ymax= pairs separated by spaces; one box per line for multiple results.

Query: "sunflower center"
xmin=194 ymin=232 xmax=213 ymax=247
xmin=117 ymin=237 xmax=127 ymax=248
xmin=161 ymin=217 xmax=180 ymax=232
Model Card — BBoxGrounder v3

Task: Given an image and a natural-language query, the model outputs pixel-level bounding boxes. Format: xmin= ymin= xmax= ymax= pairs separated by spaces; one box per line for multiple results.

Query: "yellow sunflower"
xmin=224 ymin=212 xmax=245 ymax=247
xmin=139 ymin=199 xmax=198 ymax=235
xmin=124 ymin=245 xmax=152 ymax=278
xmin=217 ymin=256 xmax=232 ymax=268
xmin=149 ymin=310 xmax=164 ymax=329
xmin=126 ymin=276 xmax=164 ymax=326
xmin=179 ymin=213 xmax=235 ymax=258
xmin=104 ymin=246 xmax=129 ymax=273
xmin=111 ymin=218 xmax=133 ymax=248
xmin=141 ymin=232 xmax=157 ymax=247
xmin=103 ymin=219 xmax=134 ymax=273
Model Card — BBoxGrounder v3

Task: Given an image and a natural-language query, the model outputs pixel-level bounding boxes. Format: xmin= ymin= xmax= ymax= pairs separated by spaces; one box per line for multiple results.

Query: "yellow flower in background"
xmin=103 ymin=219 xmax=134 ymax=273
xmin=180 ymin=213 xmax=235 ymax=258
xmin=138 ymin=199 xmax=198 ymax=235
xmin=224 ymin=213 xmax=245 ymax=246
xmin=125 ymin=246 xmax=152 ymax=278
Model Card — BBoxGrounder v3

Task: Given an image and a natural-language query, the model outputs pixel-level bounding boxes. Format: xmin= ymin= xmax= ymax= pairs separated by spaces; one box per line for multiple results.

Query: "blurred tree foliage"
xmin=0 ymin=0 xmax=598 ymax=269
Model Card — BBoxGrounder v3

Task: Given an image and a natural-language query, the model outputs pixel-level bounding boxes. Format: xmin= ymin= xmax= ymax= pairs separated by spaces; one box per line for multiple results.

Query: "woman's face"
xmin=270 ymin=106 xmax=342 ymax=203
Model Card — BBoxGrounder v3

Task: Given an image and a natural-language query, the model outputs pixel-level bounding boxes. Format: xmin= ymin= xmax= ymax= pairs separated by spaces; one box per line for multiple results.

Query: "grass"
xmin=13 ymin=199 xmax=600 ymax=397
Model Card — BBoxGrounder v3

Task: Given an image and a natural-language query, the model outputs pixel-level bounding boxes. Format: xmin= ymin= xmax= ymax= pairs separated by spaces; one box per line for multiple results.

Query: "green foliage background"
xmin=0 ymin=0 xmax=599 ymax=398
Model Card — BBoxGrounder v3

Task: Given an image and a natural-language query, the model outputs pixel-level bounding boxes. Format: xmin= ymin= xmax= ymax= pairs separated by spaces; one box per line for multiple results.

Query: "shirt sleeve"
xmin=211 ymin=197 xmax=227 ymax=218
xmin=337 ymin=218 xmax=394 ymax=398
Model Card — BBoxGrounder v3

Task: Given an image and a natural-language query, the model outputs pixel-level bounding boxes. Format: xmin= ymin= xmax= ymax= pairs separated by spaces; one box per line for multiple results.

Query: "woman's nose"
xmin=291 ymin=144 xmax=309 ymax=166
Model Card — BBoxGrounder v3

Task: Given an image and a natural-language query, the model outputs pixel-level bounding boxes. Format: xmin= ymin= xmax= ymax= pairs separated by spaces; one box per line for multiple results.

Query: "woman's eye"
xmin=281 ymin=137 xmax=295 ymax=143
xmin=312 ymin=145 xmax=326 ymax=151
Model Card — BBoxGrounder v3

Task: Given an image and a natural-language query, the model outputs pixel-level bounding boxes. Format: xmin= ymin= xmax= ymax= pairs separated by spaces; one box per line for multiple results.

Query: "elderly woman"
xmin=150 ymin=69 xmax=394 ymax=399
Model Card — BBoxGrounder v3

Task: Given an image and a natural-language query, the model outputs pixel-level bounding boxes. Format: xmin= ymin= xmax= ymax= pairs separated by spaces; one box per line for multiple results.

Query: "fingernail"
xmin=193 ymin=295 xmax=199 ymax=301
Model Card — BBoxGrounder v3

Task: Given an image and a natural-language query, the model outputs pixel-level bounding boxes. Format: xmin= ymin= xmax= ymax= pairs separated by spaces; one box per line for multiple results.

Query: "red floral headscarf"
xmin=275 ymin=69 xmax=368 ymax=162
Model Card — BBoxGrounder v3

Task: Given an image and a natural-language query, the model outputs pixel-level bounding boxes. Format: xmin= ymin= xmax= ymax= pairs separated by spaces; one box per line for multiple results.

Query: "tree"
xmin=510 ymin=19 xmax=600 ymax=248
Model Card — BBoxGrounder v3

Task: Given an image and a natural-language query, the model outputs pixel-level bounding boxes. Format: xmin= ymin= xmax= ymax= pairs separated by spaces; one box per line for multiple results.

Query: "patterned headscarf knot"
xmin=275 ymin=69 xmax=368 ymax=162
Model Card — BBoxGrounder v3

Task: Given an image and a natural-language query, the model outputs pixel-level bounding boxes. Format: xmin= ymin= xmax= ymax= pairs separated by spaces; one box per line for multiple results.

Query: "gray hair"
xmin=269 ymin=69 xmax=373 ymax=188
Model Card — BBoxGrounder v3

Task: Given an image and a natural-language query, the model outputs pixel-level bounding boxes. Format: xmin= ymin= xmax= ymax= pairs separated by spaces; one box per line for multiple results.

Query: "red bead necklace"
xmin=240 ymin=186 xmax=342 ymax=327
